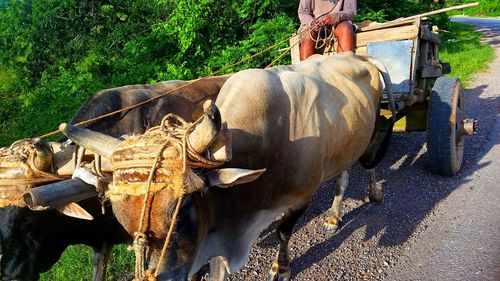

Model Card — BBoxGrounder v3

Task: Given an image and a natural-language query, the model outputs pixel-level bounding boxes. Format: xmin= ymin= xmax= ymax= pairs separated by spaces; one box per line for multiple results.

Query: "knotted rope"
xmin=0 ymin=140 xmax=67 ymax=207
xmin=312 ymin=24 xmax=336 ymax=51
xmin=127 ymin=113 xmax=223 ymax=281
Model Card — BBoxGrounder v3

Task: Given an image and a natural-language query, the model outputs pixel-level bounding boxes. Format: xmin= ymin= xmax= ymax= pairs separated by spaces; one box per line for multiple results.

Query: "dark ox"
xmin=60 ymin=52 xmax=392 ymax=280
xmin=66 ymin=76 xmax=229 ymax=139
xmin=0 ymin=75 xmax=229 ymax=280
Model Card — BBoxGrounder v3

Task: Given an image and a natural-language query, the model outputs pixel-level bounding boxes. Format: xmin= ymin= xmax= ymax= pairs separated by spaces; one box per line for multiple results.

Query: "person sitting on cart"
xmin=298 ymin=0 xmax=357 ymax=60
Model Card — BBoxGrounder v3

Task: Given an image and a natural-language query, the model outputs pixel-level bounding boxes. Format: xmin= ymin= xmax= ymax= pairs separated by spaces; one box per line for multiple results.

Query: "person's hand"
xmin=321 ymin=14 xmax=334 ymax=26
xmin=310 ymin=18 xmax=321 ymax=31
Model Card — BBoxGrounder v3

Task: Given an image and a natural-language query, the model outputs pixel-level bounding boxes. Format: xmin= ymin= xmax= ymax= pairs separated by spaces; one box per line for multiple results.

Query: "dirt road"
xmin=384 ymin=17 xmax=500 ymax=281
xmin=228 ymin=18 xmax=500 ymax=281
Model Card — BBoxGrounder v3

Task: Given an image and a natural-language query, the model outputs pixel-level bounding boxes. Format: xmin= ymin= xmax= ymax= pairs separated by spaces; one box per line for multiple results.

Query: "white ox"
xmin=60 ymin=52 xmax=389 ymax=281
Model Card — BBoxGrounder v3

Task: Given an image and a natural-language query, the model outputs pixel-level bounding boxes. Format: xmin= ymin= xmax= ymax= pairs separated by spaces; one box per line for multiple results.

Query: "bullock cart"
xmin=291 ymin=9 xmax=478 ymax=176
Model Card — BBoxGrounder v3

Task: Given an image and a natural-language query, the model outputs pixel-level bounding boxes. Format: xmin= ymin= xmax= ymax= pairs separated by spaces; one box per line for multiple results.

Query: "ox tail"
xmin=359 ymin=122 xmax=394 ymax=169
xmin=359 ymin=57 xmax=396 ymax=170
xmin=366 ymin=57 xmax=397 ymax=123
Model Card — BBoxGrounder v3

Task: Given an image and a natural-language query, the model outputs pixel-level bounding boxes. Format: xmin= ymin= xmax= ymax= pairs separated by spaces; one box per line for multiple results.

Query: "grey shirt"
xmin=298 ymin=0 xmax=357 ymax=27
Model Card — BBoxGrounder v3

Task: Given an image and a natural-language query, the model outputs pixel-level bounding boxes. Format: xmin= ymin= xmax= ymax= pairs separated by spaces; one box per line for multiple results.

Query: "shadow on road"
xmin=451 ymin=17 xmax=500 ymax=47
xmin=252 ymin=83 xmax=499 ymax=277
xmin=476 ymin=27 xmax=500 ymax=47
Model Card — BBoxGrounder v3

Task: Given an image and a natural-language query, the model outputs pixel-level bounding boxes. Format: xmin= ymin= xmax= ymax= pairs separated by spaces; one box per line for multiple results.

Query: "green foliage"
xmin=40 ymin=244 xmax=134 ymax=281
xmin=357 ymin=0 xmax=449 ymax=27
xmin=40 ymin=245 xmax=93 ymax=281
xmin=0 ymin=0 xmax=299 ymax=145
xmin=446 ymin=0 xmax=500 ymax=17
xmin=0 ymin=65 xmax=24 ymax=144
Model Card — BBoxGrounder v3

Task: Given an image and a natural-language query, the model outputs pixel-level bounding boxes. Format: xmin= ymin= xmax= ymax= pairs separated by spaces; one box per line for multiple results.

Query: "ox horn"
xmin=59 ymin=123 xmax=121 ymax=159
xmin=23 ymin=178 xmax=97 ymax=210
xmin=188 ymin=100 xmax=222 ymax=154
xmin=31 ymin=138 xmax=54 ymax=171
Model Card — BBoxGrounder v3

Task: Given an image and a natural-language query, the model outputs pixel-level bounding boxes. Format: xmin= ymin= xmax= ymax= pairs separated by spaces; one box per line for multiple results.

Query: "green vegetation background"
xmin=0 ymin=0 xmax=464 ymax=146
xmin=0 ymin=0 xmax=495 ymax=280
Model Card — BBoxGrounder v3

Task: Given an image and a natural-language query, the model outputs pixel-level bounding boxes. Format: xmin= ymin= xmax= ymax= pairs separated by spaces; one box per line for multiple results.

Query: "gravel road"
xmin=225 ymin=17 xmax=500 ymax=281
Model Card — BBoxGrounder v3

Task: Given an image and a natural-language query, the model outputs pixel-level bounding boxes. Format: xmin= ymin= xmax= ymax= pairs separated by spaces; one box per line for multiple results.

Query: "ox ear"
xmin=56 ymin=203 xmax=94 ymax=220
xmin=207 ymin=168 xmax=266 ymax=188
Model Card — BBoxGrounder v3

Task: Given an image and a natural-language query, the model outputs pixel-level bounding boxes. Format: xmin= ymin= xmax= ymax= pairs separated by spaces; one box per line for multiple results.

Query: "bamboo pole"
xmin=357 ymin=2 xmax=480 ymax=32
xmin=388 ymin=2 xmax=480 ymax=23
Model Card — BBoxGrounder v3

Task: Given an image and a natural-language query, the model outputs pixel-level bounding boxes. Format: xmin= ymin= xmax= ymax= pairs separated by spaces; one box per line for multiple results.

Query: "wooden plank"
xmin=410 ymin=18 xmax=421 ymax=90
xmin=386 ymin=2 xmax=479 ymax=24
xmin=357 ymin=19 xmax=415 ymax=32
xmin=358 ymin=2 xmax=478 ymax=33
xmin=355 ymin=25 xmax=419 ymax=48
xmin=355 ymin=46 xmax=367 ymax=56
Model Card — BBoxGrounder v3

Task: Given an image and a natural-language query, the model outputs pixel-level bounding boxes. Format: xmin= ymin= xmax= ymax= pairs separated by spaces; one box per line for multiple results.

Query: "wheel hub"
xmin=461 ymin=118 xmax=478 ymax=136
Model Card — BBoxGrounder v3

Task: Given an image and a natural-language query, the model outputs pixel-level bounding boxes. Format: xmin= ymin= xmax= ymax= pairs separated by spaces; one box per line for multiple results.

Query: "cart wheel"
xmin=427 ymin=77 xmax=465 ymax=176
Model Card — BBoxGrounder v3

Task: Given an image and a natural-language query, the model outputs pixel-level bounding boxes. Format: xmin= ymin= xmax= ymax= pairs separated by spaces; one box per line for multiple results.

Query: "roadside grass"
xmin=40 ymin=246 xmax=92 ymax=280
xmin=41 ymin=244 xmax=134 ymax=281
xmin=440 ymin=21 xmax=495 ymax=86
xmin=36 ymin=19 xmax=497 ymax=281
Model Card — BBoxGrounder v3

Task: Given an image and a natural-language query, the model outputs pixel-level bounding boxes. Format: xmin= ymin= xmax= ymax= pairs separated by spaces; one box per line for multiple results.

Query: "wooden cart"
xmin=290 ymin=17 xmax=477 ymax=176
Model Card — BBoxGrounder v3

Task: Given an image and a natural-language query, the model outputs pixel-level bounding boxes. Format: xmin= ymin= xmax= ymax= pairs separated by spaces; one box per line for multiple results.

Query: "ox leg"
xmin=268 ymin=206 xmax=308 ymax=281
xmin=324 ymin=170 xmax=349 ymax=234
xmin=91 ymin=243 xmax=112 ymax=281
xmin=365 ymin=168 xmax=384 ymax=204
xmin=208 ymin=256 xmax=228 ymax=281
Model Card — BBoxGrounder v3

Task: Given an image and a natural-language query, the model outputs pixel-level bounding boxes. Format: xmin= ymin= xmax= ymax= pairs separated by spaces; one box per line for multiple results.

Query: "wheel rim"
xmin=455 ymin=107 xmax=464 ymax=164
xmin=427 ymin=77 xmax=466 ymax=175
xmin=453 ymin=87 xmax=465 ymax=169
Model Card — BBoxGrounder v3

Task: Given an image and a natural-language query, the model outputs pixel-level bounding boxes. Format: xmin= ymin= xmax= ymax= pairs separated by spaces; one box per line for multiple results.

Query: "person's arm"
xmin=325 ymin=0 xmax=357 ymax=27
xmin=298 ymin=0 xmax=315 ymax=26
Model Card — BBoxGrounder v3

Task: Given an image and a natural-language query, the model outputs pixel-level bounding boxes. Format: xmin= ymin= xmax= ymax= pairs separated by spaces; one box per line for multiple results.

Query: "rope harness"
xmin=0 ymin=140 xmax=66 ymax=207
xmin=311 ymin=24 xmax=337 ymax=51
xmin=105 ymin=113 xmax=223 ymax=281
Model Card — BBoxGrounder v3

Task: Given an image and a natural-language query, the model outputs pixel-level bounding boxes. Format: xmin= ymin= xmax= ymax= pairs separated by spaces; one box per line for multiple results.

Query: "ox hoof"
xmin=267 ymin=270 xmax=291 ymax=281
xmin=365 ymin=191 xmax=384 ymax=205
xmin=323 ymin=216 xmax=341 ymax=235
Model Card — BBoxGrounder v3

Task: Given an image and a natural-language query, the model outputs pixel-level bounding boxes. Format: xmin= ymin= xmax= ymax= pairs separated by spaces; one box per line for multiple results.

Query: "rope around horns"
xmin=132 ymin=113 xmax=224 ymax=281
